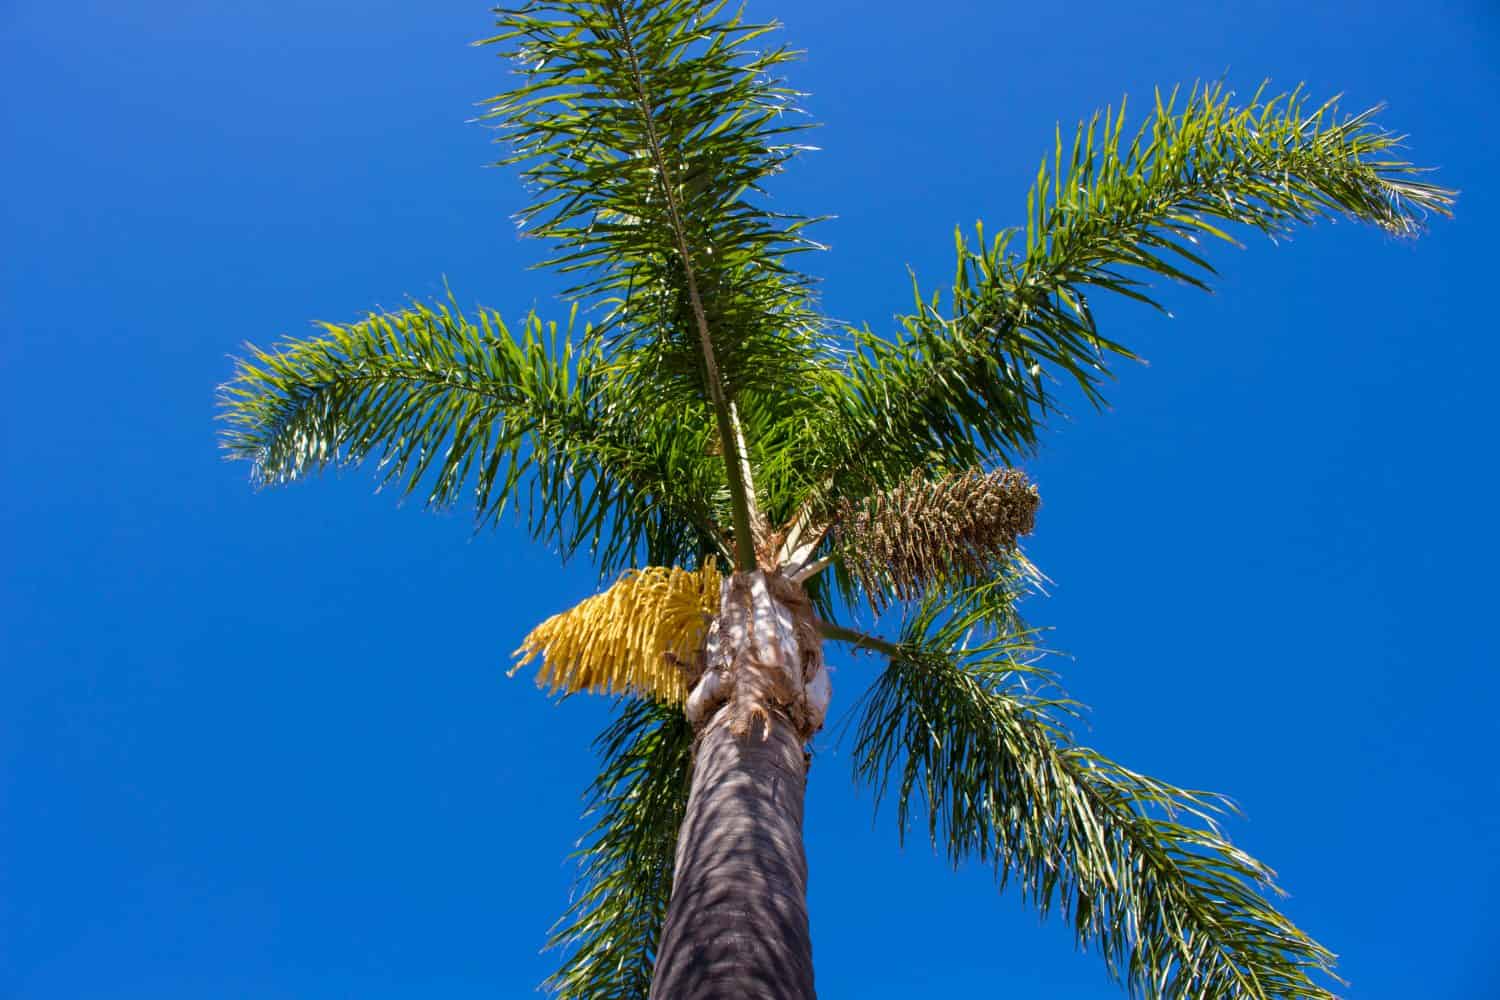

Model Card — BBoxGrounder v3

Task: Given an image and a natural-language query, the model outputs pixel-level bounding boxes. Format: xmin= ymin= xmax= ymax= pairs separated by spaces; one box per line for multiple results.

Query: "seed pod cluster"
xmin=836 ymin=467 xmax=1039 ymax=612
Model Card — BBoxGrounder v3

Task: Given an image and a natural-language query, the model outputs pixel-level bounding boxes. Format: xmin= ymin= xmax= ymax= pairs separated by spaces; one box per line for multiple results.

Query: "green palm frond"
xmin=218 ymin=298 xmax=726 ymax=574
xmin=480 ymin=0 xmax=831 ymax=566
xmin=804 ymin=83 xmax=1455 ymax=512
xmin=545 ymin=698 xmax=693 ymax=999
xmin=843 ymin=585 xmax=1339 ymax=999
xmin=478 ymin=0 xmax=821 ymax=394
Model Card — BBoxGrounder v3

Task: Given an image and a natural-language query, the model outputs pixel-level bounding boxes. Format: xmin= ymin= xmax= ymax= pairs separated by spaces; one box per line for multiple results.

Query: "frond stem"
xmin=788 ymin=555 xmax=832 ymax=584
xmin=817 ymin=621 xmax=904 ymax=659
xmin=603 ymin=0 xmax=758 ymax=570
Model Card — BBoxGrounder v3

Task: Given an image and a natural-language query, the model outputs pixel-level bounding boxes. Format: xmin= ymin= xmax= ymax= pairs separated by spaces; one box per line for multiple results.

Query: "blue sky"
xmin=3 ymin=1 xmax=1497 ymax=997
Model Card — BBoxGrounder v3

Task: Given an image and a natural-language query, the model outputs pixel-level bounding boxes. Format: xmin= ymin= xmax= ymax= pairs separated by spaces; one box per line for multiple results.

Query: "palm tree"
xmin=218 ymin=2 xmax=1453 ymax=997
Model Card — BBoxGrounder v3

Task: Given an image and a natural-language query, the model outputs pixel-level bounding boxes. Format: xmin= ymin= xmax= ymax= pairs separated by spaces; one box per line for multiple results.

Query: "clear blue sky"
xmin=3 ymin=1 xmax=1497 ymax=997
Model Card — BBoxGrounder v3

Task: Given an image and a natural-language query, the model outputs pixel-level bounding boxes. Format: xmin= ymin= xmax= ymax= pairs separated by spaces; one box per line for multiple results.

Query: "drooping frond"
xmin=514 ymin=562 xmax=722 ymax=702
xmin=843 ymin=586 xmax=1340 ymax=999
xmin=545 ymin=698 xmax=693 ymax=999
xmin=834 ymin=467 xmax=1039 ymax=614
xmin=802 ymin=83 xmax=1455 ymax=515
xmin=218 ymin=298 xmax=728 ymax=575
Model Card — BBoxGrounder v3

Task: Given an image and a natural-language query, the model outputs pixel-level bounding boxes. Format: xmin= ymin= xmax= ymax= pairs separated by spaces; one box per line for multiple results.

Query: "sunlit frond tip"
xmin=513 ymin=562 xmax=723 ymax=703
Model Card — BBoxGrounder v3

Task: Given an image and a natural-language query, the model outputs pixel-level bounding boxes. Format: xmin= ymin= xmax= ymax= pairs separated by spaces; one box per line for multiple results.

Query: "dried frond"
xmin=513 ymin=562 xmax=722 ymax=703
xmin=836 ymin=467 xmax=1040 ymax=612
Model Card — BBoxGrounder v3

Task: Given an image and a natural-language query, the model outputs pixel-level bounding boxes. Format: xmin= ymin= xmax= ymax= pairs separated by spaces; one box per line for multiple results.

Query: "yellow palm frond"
xmin=512 ymin=562 xmax=722 ymax=703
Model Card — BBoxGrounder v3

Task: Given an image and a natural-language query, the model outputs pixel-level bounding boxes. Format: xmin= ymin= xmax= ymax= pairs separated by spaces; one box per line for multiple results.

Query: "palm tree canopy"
xmin=218 ymin=1 xmax=1453 ymax=997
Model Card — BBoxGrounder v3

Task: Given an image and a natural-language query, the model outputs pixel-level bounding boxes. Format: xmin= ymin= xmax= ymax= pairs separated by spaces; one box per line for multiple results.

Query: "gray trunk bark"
xmin=649 ymin=571 xmax=828 ymax=1000
xmin=649 ymin=708 xmax=814 ymax=999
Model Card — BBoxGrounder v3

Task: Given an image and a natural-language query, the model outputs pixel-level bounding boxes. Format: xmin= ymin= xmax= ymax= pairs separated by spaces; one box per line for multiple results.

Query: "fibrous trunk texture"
xmin=650 ymin=571 xmax=829 ymax=1000
xmin=650 ymin=696 xmax=814 ymax=999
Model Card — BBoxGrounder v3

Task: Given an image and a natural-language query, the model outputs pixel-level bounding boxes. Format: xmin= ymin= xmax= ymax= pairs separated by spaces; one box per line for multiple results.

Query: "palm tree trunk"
xmin=650 ymin=571 xmax=829 ymax=1000
xmin=650 ymin=704 xmax=814 ymax=999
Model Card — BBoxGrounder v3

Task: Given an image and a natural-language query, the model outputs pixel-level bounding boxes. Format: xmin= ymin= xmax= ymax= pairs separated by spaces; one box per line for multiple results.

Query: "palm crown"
xmin=219 ymin=2 xmax=1453 ymax=997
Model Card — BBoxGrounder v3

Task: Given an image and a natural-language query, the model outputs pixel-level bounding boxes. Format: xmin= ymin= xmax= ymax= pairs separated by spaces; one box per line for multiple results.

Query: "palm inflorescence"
xmin=218 ymin=1 xmax=1453 ymax=997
